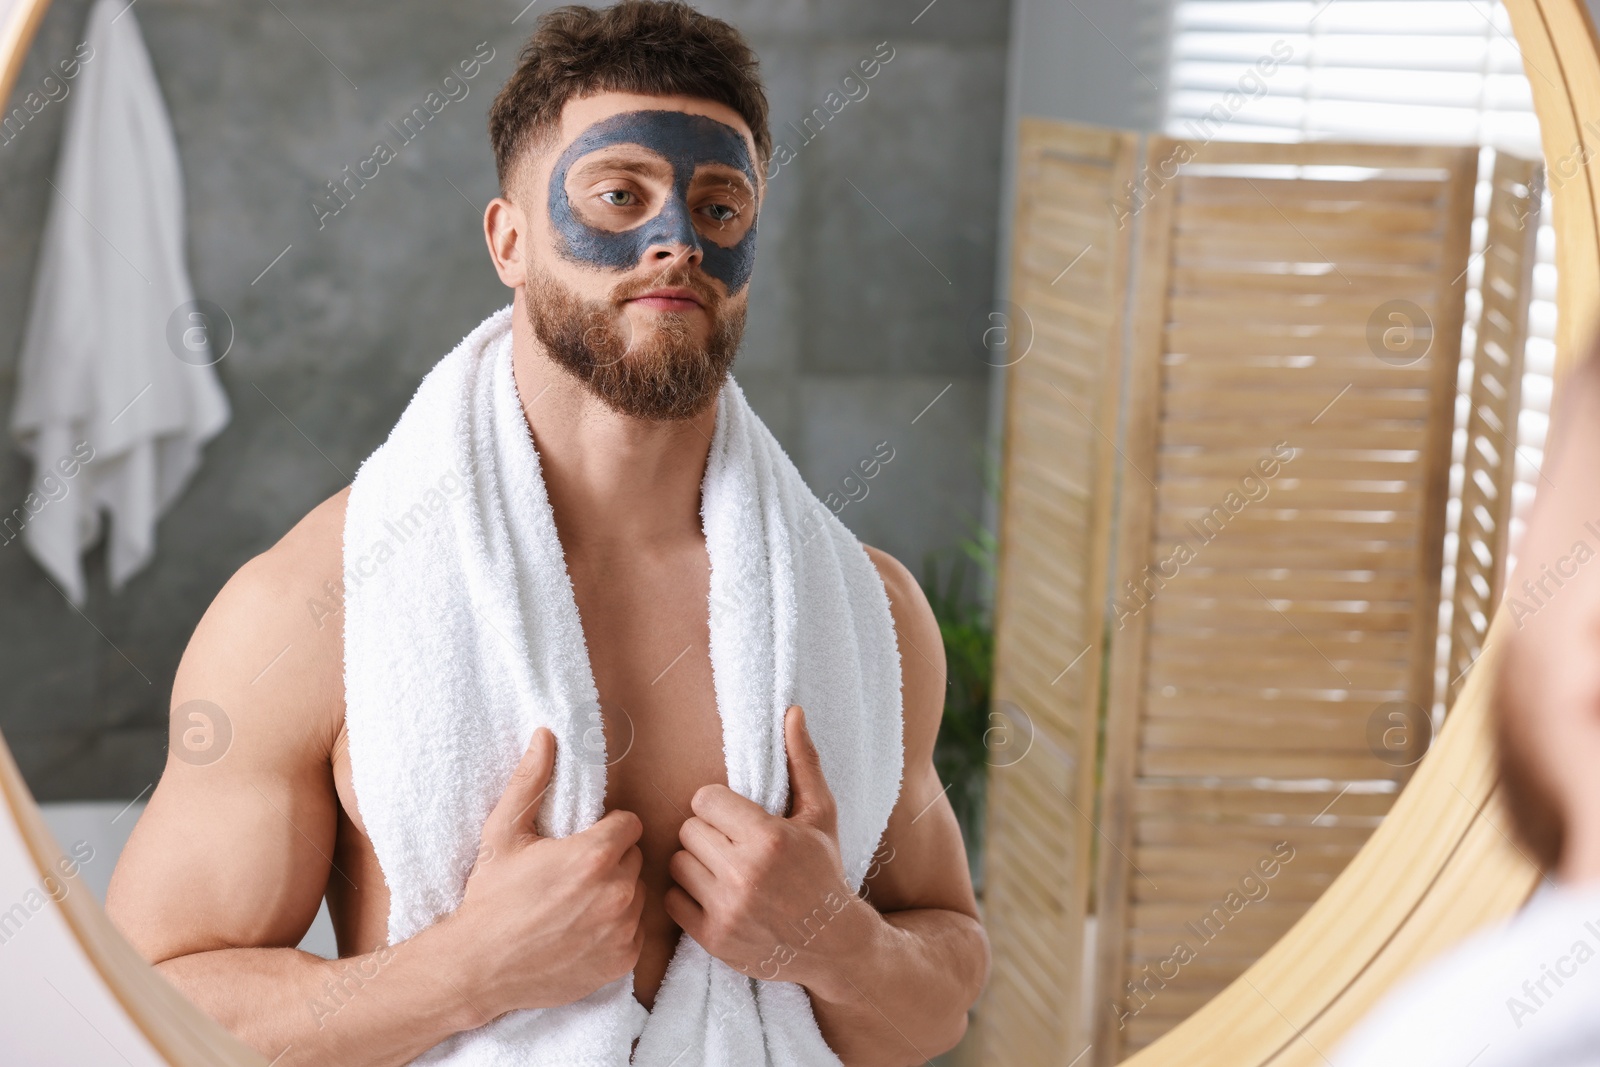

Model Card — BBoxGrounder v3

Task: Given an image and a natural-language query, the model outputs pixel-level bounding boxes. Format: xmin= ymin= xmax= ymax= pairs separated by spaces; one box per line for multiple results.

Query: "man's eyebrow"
xmin=568 ymin=153 xmax=673 ymax=181
xmin=692 ymin=163 xmax=756 ymax=194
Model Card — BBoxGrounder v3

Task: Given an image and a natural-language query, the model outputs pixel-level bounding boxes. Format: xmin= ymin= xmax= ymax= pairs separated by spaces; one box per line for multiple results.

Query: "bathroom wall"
xmin=0 ymin=0 xmax=1010 ymax=799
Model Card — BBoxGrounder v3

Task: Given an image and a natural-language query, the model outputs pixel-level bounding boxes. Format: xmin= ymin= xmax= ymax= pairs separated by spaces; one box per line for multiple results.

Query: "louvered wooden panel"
xmin=980 ymin=728 xmax=1087 ymax=1067
xmin=978 ymin=119 xmax=1133 ymax=1065
xmin=1446 ymin=153 xmax=1541 ymax=708
xmin=1092 ymin=140 xmax=1477 ymax=1064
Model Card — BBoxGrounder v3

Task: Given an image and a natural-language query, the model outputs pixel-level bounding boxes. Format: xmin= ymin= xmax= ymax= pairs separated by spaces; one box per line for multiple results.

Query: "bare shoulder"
xmin=107 ymin=488 xmax=353 ymax=959
xmin=856 ymin=547 xmax=979 ymax=925
xmin=861 ymin=543 xmax=946 ymax=763
xmin=173 ymin=486 xmax=351 ymax=761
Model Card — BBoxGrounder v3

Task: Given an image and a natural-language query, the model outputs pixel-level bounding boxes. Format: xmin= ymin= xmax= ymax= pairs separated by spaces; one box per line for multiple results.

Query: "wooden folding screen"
xmin=1445 ymin=154 xmax=1543 ymax=708
xmin=1089 ymin=141 xmax=1478 ymax=1063
xmin=978 ymin=119 xmax=1133 ymax=1065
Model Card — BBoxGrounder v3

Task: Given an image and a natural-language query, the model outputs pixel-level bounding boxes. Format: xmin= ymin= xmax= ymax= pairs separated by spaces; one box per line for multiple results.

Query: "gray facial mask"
xmin=547 ymin=109 xmax=759 ymax=294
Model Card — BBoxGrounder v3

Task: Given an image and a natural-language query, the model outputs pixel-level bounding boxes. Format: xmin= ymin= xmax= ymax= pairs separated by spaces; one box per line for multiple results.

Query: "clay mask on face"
xmin=548 ymin=109 xmax=759 ymax=294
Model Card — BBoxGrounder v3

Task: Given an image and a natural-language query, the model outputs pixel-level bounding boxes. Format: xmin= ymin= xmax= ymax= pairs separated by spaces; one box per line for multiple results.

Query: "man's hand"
xmin=445 ymin=727 xmax=648 ymax=1019
xmin=664 ymin=705 xmax=875 ymax=996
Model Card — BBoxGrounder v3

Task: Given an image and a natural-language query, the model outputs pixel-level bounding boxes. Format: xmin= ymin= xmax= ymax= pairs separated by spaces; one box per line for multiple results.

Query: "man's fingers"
xmin=689 ymin=783 xmax=769 ymax=841
xmin=677 ymin=815 xmax=746 ymax=884
xmin=668 ymin=848 xmax=718 ymax=904
xmin=664 ymin=884 xmax=708 ymax=942
xmin=484 ymin=727 xmax=556 ymax=843
xmin=631 ymin=905 xmax=648 ymax=956
xmin=626 ymin=875 xmax=647 ymax=927
xmin=584 ymin=808 xmax=645 ymax=858
xmin=620 ymin=842 xmax=644 ymax=884
xmin=784 ymin=705 xmax=836 ymax=830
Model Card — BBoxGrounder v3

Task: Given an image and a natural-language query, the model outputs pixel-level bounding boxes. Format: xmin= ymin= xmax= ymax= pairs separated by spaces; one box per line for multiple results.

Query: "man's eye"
xmin=600 ymin=190 xmax=637 ymax=207
xmin=702 ymin=203 xmax=739 ymax=222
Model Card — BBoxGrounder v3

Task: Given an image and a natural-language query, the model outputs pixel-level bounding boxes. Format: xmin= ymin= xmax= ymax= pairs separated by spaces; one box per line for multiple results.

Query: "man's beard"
xmin=525 ymin=261 xmax=745 ymax=421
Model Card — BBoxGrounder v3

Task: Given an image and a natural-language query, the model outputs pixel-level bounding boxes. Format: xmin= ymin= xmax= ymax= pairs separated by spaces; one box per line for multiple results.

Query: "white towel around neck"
xmin=342 ymin=304 xmax=905 ymax=1066
xmin=9 ymin=0 xmax=230 ymax=605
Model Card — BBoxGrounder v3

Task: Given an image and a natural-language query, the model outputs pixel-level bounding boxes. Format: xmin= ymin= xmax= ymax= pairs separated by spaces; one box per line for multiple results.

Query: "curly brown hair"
xmin=488 ymin=1 xmax=771 ymax=194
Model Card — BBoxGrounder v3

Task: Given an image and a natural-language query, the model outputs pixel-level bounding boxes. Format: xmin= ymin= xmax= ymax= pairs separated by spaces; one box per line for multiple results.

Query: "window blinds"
xmin=1167 ymin=1 xmax=1542 ymax=154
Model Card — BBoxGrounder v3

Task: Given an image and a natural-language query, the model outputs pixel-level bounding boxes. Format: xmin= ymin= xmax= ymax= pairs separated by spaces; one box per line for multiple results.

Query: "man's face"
xmin=1494 ymin=358 xmax=1600 ymax=879
xmin=515 ymin=92 xmax=760 ymax=421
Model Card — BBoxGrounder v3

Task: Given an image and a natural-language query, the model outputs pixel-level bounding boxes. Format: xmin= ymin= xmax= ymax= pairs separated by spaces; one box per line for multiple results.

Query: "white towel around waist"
xmin=342 ymin=304 xmax=904 ymax=1065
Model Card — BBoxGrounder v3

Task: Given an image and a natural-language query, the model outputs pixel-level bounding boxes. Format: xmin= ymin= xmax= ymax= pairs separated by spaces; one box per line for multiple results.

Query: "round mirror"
xmin=1 ymin=2 xmax=1596 ymax=1065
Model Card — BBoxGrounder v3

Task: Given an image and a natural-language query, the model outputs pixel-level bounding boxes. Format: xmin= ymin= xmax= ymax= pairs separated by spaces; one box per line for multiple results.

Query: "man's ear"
xmin=484 ymin=194 xmax=530 ymax=288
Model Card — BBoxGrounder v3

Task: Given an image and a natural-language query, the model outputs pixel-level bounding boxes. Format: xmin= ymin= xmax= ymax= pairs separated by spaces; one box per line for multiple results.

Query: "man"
xmin=104 ymin=4 xmax=988 ymax=1065
xmin=1330 ymin=341 xmax=1600 ymax=1066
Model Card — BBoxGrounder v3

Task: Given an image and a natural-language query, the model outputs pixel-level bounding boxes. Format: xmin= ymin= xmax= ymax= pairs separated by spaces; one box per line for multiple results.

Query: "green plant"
xmin=920 ymin=527 xmax=997 ymax=869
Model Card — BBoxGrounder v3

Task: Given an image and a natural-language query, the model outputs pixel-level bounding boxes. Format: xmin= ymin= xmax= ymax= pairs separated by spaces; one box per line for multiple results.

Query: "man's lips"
xmin=626 ymin=287 xmax=705 ymax=312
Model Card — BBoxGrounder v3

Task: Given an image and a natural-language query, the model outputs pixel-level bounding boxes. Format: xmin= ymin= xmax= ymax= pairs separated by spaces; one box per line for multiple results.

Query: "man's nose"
xmin=650 ymin=242 xmax=703 ymax=269
xmin=641 ymin=198 xmax=703 ymax=269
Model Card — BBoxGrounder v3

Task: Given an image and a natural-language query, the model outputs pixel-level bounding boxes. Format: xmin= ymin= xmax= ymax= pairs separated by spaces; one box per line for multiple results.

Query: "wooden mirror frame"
xmin=0 ymin=1 xmax=1595 ymax=1063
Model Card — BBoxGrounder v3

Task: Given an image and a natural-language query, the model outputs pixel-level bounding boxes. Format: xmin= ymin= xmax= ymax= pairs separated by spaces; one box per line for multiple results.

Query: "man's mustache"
xmin=611 ymin=262 xmax=723 ymax=307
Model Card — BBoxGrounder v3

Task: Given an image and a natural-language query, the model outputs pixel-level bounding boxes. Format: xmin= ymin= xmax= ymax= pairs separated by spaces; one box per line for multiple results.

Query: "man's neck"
xmin=509 ymin=290 xmax=717 ymax=556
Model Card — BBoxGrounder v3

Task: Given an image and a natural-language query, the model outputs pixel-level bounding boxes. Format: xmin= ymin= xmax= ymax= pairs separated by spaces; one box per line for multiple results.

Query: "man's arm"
xmin=665 ymin=545 xmax=990 ymax=1067
xmin=106 ymin=491 xmax=484 ymax=1067
xmin=801 ymin=545 xmax=989 ymax=1063
xmin=106 ymin=490 xmax=648 ymax=1067
xmin=102 ymin=492 xmax=450 ymax=1064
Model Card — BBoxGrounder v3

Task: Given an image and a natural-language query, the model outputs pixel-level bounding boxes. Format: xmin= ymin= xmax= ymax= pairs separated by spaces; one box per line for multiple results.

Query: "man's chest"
xmin=327 ymin=540 xmax=735 ymax=954
xmin=565 ymin=543 xmax=731 ymax=847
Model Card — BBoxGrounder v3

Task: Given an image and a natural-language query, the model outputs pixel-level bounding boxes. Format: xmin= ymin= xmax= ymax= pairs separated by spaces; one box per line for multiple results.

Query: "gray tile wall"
xmin=0 ymin=0 xmax=1011 ymax=799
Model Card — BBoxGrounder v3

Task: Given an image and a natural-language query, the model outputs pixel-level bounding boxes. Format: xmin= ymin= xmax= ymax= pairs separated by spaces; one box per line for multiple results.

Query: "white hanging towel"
xmin=342 ymin=304 xmax=905 ymax=1065
xmin=8 ymin=0 xmax=229 ymax=605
